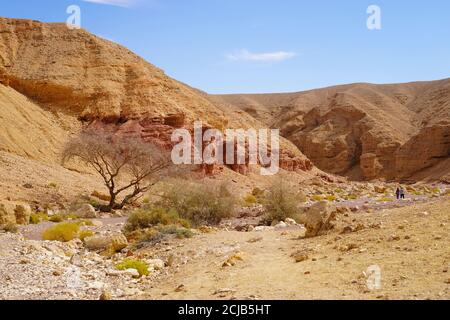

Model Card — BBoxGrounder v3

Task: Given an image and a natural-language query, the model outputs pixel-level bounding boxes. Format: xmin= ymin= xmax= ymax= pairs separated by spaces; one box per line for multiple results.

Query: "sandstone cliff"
xmin=214 ymin=80 xmax=450 ymax=182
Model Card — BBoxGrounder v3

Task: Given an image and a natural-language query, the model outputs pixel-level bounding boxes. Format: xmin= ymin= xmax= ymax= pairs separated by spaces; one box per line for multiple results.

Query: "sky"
xmin=1 ymin=0 xmax=450 ymax=94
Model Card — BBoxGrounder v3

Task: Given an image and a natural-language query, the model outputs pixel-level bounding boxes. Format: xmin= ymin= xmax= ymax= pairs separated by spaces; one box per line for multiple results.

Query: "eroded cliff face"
xmin=396 ymin=124 xmax=450 ymax=180
xmin=216 ymin=80 xmax=450 ymax=182
xmin=0 ymin=17 xmax=315 ymax=177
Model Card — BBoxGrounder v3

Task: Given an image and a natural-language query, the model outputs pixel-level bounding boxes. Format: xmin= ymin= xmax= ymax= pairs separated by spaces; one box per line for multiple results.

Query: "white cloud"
xmin=82 ymin=0 xmax=137 ymax=8
xmin=226 ymin=49 xmax=296 ymax=62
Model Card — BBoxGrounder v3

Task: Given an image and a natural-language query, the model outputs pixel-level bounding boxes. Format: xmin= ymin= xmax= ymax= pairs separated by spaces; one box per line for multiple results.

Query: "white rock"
xmin=285 ymin=218 xmax=297 ymax=225
xmin=124 ymin=268 xmax=140 ymax=278
xmin=147 ymin=258 xmax=165 ymax=270
xmin=274 ymin=221 xmax=288 ymax=229
xmin=254 ymin=226 xmax=274 ymax=232
xmin=87 ymin=281 xmax=105 ymax=289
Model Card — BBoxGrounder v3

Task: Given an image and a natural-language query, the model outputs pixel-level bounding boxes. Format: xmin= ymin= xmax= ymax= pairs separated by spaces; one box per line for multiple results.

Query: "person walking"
xmin=400 ymin=187 xmax=406 ymax=199
xmin=395 ymin=187 xmax=401 ymax=200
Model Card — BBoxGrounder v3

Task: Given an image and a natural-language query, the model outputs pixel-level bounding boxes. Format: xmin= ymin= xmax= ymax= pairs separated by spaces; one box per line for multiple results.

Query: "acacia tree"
xmin=63 ymin=132 xmax=171 ymax=212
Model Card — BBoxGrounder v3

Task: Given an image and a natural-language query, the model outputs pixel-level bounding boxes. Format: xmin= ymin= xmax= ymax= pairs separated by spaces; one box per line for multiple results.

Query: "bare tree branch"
xmin=62 ymin=131 xmax=172 ymax=212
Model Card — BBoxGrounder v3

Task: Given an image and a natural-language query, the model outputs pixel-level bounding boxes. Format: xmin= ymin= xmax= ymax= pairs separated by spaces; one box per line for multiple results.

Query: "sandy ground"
xmin=136 ymin=198 xmax=450 ymax=300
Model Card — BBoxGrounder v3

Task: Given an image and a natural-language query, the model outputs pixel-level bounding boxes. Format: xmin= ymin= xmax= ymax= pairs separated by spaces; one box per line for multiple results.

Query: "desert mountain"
xmin=214 ymin=80 xmax=450 ymax=182
xmin=0 ymin=17 xmax=315 ymax=186
xmin=0 ymin=17 xmax=448 ymax=185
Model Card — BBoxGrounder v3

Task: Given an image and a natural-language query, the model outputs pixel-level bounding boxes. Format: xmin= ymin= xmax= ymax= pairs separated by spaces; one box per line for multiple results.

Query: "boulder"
xmin=297 ymin=201 xmax=337 ymax=238
xmin=0 ymin=202 xmax=16 ymax=225
xmin=84 ymin=233 xmax=128 ymax=252
xmin=0 ymin=201 xmax=32 ymax=225
xmin=76 ymin=204 xmax=97 ymax=218
xmin=14 ymin=204 xmax=31 ymax=225
xmin=146 ymin=258 xmax=165 ymax=271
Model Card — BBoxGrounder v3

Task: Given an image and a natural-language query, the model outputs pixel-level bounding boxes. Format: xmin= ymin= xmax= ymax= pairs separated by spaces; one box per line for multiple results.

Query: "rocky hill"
xmin=214 ymin=80 xmax=450 ymax=182
xmin=0 ymin=17 xmax=315 ymax=188
xmin=0 ymin=16 xmax=448 ymax=187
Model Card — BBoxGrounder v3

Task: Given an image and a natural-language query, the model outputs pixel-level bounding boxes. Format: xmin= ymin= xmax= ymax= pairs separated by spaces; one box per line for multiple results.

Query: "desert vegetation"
xmin=63 ymin=132 xmax=172 ymax=212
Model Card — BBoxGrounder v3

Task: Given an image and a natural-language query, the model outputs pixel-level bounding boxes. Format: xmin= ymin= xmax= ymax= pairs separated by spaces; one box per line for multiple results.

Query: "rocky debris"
xmin=254 ymin=226 xmax=275 ymax=232
xmin=297 ymin=201 xmax=337 ymax=238
xmin=388 ymin=235 xmax=401 ymax=242
xmin=337 ymin=243 xmax=359 ymax=252
xmin=222 ymin=252 xmax=245 ymax=268
xmin=0 ymin=232 xmax=164 ymax=300
xmin=291 ymin=251 xmax=309 ymax=263
xmin=247 ymin=236 xmax=263 ymax=243
xmin=238 ymin=205 xmax=264 ymax=218
xmin=213 ymin=288 xmax=236 ymax=296
xmin=341 ymin=223 xmax=365 ymax=234
xmin=99 ymin=290 xmax=112 ymax=300
xmin=175 ymin=284 xmax=186 ymax=292
xmin=146 ymin=259 xmax=165 ymax=271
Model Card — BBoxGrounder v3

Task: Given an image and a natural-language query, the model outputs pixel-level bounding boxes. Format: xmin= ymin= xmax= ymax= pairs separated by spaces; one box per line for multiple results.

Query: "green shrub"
xmin=49 ymin=214 xmax=64 ymax=223
xmin=123 ymin=207 xmax=189 ymax=234
xmin=115 ymin=258 xmax=149 ymax=277
xmin=48 ymin=182 xmax=57 ymax=188
xmin=346 ymin=194 xmax=358 ymax=200
xmin=159 ymin=182 xmax=236 ymax=225
xmin=2 ymin=223 xmax=18 ymax=233
xmin=158 ymin=225 xmax=194 ymax=239
xmin=326 ymin=195 xmax=337 ymax=202
xmin=311 ymin=195 xmax=324 ymax=202
xmin=430 ymin=187 xmax=440 ymax=194
xmin=88 ymin=198 xmax=100 ymax=208
xmin=137 ymin=228 xmax=165 ymax=244
xmin=76 ymin=219 xmax=94 ymax=226
xmin=243 ymin=194 xmax=257 ymax=206
xmin=251 ymin=187 xmax=265 ymax=198
xmin=29 ymin=212 xmax=49 ymax=224
xmin=262 ymin=179 xmax=299 ymax=222
xmin=42 ymin=222 xmax=80 ymax=242
xmin=78 ymin=229 xmax=94 ymax=241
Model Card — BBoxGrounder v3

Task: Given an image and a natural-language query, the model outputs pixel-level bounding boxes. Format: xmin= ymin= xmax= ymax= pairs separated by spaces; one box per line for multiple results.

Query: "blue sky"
xmin=2 ymin=0 xmax=450 ymax=93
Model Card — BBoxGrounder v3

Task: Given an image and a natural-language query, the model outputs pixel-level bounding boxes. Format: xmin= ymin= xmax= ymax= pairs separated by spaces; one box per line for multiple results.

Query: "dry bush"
xmin=262 ymin=179 xmax=300 ymax=223
xmin=42 ymin=222 xmax=80 ymax=242
xmin=63 ymin=132 xmax=171 ymax=212
xmin=123 ymin=207 xmax=190 ymax=234
xmin=159 ymin=181 xmax=237 ymax=225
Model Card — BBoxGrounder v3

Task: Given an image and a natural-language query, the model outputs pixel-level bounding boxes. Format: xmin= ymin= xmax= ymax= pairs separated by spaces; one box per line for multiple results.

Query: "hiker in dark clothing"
xmin=395 ymin=187 xmax=401 ymax=200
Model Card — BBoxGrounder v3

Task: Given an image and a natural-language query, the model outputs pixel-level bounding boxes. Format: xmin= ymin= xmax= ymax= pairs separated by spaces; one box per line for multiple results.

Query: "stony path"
xmin=136 ymin=198 xmax=450 ymax=300
xmin=1 ymin=196 xmax=449 ymax=300
xmin=19 ymin=217 xmax=127 ymax=241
